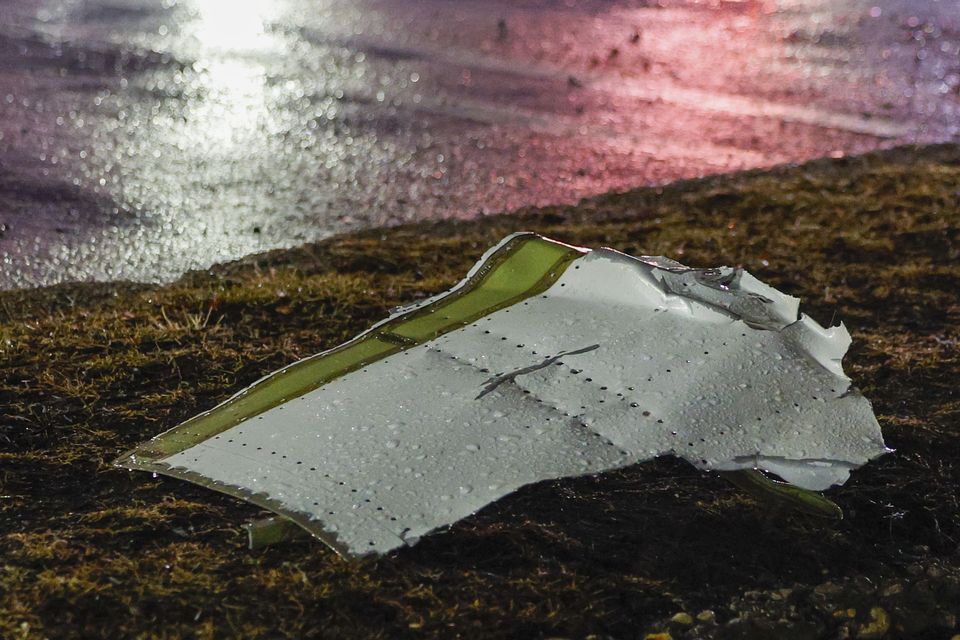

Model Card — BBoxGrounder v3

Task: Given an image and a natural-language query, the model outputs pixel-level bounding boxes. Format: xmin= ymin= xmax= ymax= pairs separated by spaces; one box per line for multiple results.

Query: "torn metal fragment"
xmin=245 ymin=516 xmax=308 ymax=550
xmin=116 ymin=233 xmax=889 ymax=557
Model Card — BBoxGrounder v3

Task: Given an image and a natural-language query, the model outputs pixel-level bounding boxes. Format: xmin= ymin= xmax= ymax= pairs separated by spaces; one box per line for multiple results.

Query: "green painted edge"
xmin=244 ymin=516 xmax=309 ymax=550
xmin=719 ymin=470 xmax=844 ymax=520
xmin=114 ymin=231 xmax=584 ymax=469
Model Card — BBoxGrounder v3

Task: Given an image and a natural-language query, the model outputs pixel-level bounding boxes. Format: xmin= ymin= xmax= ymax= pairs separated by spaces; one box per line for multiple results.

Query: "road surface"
xmin=0 ymin=0 xmax=957 ymax=288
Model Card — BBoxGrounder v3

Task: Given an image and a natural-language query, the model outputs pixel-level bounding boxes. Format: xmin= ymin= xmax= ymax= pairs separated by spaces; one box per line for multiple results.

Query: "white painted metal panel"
xmin=155 ymin=240 xmax=888 ymax=556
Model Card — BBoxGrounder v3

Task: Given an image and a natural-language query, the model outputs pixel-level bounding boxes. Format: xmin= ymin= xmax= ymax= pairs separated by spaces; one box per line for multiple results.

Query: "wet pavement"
xmin=0 ymin=0 xmax=957 ymax=289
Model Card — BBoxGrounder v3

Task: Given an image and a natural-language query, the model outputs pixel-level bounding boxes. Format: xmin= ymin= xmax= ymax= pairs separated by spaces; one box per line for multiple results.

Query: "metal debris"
xmin=117 ymin=233 xmax=888 ymax=556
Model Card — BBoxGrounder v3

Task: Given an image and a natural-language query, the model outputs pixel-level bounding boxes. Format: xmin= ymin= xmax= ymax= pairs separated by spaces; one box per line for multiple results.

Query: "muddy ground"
xmin=1 ymin=144 xmax=959 ymax=639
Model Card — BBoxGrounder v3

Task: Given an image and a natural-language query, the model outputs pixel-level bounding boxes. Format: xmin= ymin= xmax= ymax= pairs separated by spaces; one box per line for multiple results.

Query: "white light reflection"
xmin=191 ymin=0 xmax=280 ymax=54
xmin=183 ymin=0 xmax=285 ymax=148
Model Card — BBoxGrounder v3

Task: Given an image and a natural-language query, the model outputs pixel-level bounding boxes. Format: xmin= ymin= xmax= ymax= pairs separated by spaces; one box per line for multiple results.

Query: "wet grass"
xmin=2 ymin=144 xmax=959 ymax=639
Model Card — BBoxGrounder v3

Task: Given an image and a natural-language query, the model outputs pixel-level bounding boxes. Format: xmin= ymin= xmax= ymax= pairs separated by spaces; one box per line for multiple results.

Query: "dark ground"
xmin=2 ymin=144 xmax=959 ymax=639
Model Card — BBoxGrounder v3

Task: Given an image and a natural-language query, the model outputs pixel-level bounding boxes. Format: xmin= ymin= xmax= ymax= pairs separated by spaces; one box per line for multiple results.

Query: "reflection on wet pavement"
xmin=0 ymin=0 xmax=957 ymax=288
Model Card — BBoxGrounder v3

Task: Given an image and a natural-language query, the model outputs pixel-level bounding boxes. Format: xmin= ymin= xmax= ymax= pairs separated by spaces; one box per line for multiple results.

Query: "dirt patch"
xmin=2 ymin=144 xmax=959 ymax=639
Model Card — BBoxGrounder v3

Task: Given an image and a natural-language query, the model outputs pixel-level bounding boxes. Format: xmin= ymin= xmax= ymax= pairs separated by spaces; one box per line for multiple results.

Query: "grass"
xmin=2 ymin=144 xmax=959 ymax=639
